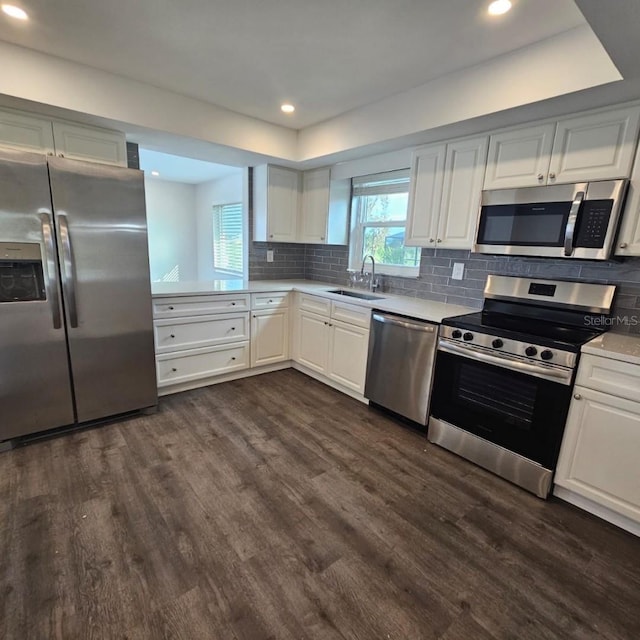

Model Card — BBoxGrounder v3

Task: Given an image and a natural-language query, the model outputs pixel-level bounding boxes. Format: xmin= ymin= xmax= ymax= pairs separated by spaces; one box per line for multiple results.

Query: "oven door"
xmin=430 ymin=341 xmax=573 ymax=469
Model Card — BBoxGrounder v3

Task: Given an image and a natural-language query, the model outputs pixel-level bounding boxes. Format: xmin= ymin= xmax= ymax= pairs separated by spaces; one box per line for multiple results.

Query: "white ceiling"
xmin=139 ymin=148 xmax=240 ymax=184
xmin=0 ymin=0 xmax=587 ymax=129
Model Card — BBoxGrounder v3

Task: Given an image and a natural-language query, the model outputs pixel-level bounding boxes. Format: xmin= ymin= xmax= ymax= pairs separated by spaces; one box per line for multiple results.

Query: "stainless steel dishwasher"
xmin=364 ymin=312 xmax=438 ymax=425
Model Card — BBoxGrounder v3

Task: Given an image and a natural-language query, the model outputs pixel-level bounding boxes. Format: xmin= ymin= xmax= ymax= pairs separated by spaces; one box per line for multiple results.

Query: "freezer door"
xmin=0 ymin=149 xmax=75 ymax=439
xmin=48 ymin=157 xmax=157 ymax=423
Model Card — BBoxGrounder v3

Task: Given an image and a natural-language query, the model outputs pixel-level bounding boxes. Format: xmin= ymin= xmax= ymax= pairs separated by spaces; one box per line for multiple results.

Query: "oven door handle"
xmin=438 ymin=340 xmax=573 ymax=385
xmin=564 ymin=190 xmax=585 ymax=257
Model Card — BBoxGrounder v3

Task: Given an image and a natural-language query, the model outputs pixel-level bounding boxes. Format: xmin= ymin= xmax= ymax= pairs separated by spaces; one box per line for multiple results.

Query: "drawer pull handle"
xmin=171 ymin=367 xmax=177 ymax=372
xmin=574 ymin=393 xmax=582 ymax=400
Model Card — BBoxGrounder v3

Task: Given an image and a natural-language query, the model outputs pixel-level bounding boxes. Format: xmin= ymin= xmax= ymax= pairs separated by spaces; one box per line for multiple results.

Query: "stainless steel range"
xmin=428 ymin=275 xmax=616 ymax=498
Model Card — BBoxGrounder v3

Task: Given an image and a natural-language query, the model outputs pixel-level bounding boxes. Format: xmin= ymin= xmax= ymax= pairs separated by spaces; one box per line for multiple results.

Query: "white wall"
xmin=195 ymin=170 xmax=245 ymax=280
xmin=144 ymin=178 xmax=198 ymax=282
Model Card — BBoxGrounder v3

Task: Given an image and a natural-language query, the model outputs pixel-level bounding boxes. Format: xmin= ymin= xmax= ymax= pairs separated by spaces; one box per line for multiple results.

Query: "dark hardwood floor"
xmin=1 ymin=369 xmax=639 ymax=639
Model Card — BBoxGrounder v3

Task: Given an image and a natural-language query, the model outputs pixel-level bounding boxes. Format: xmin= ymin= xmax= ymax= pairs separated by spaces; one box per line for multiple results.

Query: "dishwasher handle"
xmin=372 ymin=312 xmax=436 ymax=333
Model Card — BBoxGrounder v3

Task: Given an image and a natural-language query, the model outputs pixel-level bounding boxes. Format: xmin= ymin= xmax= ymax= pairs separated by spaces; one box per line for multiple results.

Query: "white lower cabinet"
xmin=296 ymin=311 xmax=330 ymax=373
xmin=555 ymin=354 xmax=640 ymax=535
xmin=293 ymin=294 xmax=370 ymax=396
xmin=251 ymin=308 xmax=289 ymax=367
xmin=327 ymin=319 xmax=369 ymax=393
xmin=157 ymin=342 xmax=250 ymax=386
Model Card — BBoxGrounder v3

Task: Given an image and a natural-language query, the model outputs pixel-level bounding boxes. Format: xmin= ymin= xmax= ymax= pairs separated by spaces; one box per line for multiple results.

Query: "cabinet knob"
xmin=231 ymin=356 xmax=236 ymax=361
xmin=171 ymin=367 xmax=177 ymax=372
xmin=537 ymin=174 xmax=544 ymax=181
xmin=58 ymin=153 xmax=65 ymax=158
xmin=549 ymin=172 xmax=556 ymax=180
xmin=437 ymin=238 xmax=442 ymax=243
xmin=231 ymin=302 xmax=236 ymax=306
xmin=429 ymin=238 xmax=435 ymax=243
xmin=268 ymin=299 xmax=273 ymax=303
xmin=321 ymin=237 xmax=325 ymax=241
xmin=170 ymin=334 xmax=175 ymax=338
xmin=231 ymin=327 xmax=235 ymax=331
xmin=269 ymin=234 xmax=274 ymax=238
xmin=168 ymin=306 xmax=174 ymax=310
xmin=574 ymin=393 xmax=582 ymax=400
xmin=620 ymin=242 xmax=628 ymax=249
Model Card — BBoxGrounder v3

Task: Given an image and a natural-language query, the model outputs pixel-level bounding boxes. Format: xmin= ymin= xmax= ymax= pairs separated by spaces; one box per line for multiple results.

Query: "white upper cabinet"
xmin=0 ymin=107 xmax=127 ymax=166
xmin=616 ymin=136 xmax=640 ymax=256
xmin=254 ymin=164 xmax=349 ymax=244
xmin=51 ymin=121 xmax=127 ymax=167
xmin=0 ymin=108 xmax=55 ymax=155
xmin=484 ymin=105 xmax=640 ymax=189
xmin=549 ymin=106 xmax=640 ymax=184
xmin=253 ymin=164 xmax=300 ymax=242
xmin=299 ymin=168 xmax=331 ymax=243
xmin=483 ymin=123 xmax=555 ymax=189
xmin=405 ymin=143 xmax=446 ymax=247
xmin=437 ymin=136 xmax=489 ymax=249
xmin=406 ymin=136 xmax=488 ymax=249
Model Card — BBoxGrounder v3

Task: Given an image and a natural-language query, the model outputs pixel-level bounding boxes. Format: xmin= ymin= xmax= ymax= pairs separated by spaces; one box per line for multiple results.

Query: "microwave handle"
xmin=564 ymin=190 xmax=585 ymax=256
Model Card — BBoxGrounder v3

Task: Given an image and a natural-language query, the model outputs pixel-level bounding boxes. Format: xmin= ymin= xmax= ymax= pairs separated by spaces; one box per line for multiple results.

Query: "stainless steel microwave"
xmin=473 ymin=179 xmax=628 ymax=260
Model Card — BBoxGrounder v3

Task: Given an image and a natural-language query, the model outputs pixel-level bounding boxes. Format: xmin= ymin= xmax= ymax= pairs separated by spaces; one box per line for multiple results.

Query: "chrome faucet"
xmin=360 ymin=255 xmax=378 ymax=292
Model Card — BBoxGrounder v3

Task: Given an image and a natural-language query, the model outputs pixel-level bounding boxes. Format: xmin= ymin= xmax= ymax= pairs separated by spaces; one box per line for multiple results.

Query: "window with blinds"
xmin=349 ymin=169 xmax=420 ymax=277
xmin=213 ymin=202 xmax=243 ymax=275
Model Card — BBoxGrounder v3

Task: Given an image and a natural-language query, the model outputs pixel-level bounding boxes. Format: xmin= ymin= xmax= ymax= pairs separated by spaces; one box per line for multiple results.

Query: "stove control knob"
xmin=492 ymin=339 xmax=504 ymax=349
xmin=540 ymin=350 xmax=554 ymax=361
xmin=525 ymin=346 xmax=538 ymax=357
xmin=451 ymin=329 xmax=462 ymax=339
xmin=463 ymin=332 xmax=474 ymax=342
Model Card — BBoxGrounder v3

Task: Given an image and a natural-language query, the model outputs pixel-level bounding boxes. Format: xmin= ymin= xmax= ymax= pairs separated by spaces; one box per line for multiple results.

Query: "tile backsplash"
xmin=250 ymin=240 xmax=640 ymax=333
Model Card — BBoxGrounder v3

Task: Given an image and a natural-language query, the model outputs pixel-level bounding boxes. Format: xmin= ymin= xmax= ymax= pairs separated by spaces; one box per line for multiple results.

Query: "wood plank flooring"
xmin=1 ymin=369 xmax=639 ymax=639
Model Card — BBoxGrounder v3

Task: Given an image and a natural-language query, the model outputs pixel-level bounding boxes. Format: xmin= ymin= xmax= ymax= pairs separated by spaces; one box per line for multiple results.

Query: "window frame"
xmin=212 ymin=201 xmax=244 ymax=277
xmin=348 ymin=169 xmax=420 ymax=278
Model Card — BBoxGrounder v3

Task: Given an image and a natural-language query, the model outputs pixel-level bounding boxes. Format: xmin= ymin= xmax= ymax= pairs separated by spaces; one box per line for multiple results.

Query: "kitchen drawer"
xmin=251 ymin=292 xmax=290 ymax=309
xmin=156 ymin=342 xmax=249 ymax=386
xmin=153 ymin=294 xmax=250 ymax=318
xmin=577 ymin=354 xmax=640 ymax=402
xmin=331 ymin=300 xmax=371 ymax=328
xmin=154 ymin=313 xmax=249 ymax=353
xmin=298 ymin=293 xmax=331 ymax=317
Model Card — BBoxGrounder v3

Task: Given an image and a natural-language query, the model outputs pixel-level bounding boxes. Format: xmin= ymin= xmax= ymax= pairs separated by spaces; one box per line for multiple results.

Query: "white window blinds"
xmin=213 ymin=202 xmax=243 ymax=275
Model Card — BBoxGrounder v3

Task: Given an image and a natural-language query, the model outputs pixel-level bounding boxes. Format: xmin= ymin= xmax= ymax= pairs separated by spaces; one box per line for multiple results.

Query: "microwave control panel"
xmin=575 ymin=199 xmax=613 ymax=248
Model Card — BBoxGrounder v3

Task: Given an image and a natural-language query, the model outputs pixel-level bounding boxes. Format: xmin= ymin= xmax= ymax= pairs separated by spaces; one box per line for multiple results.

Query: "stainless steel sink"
xmin=328 ymin=289 xmax=385 ymax=300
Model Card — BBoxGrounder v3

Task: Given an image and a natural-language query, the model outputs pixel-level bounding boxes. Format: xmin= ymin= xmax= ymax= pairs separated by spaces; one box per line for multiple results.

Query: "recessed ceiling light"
xmin=151 ymin=170 xmax=160 ymax=177
xmin=1 ymin=4 xmax=29 ymax=20
xmin=488 ymin=0 xmax=512 ymax=16
xmin=281 ymin=103 xmax=295 ymax=114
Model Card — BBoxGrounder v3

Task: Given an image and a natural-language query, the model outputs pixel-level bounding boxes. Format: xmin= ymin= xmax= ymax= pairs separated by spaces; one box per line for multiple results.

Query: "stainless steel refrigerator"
xmin=0 ymin=148 xmax=157 ymax=442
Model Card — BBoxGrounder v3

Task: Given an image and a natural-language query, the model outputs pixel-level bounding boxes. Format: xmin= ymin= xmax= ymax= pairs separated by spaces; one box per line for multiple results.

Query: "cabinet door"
xmin=0 ymin=108 xmax=55 ymax=155
xmin=251 ymin=309 xmax=289 ymax=367
xmin=555 ymin=385 xmax=640 ymax=524
xmin=328 ymin=320 xmax=369 ymax=393
xmin=267 ymin=166 xmax=299 ymax=242
xmin=52 ymin=121 xmax=127 ymax=167
xmin=296 ymin=311 xmax=329 ymax=373
xmin=405 ymin=143 xmax=446 ymax=247
xmin=614 ymin=129 xmax=640 ymax=256
xmin=483 ymin=123 xmax=555 ymax=189
xmin=437 ymin=136 xmax=488 ymax=249
xmin=549 ymin=106 xmax=640 ymax=184
xmin=299 ymin=168 xmax=330 ymax=243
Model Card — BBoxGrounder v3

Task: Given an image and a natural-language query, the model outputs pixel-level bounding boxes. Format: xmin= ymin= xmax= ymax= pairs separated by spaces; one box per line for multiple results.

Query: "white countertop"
xmin=151 ymin=279 xmax=477 ymax=324
xmin=582 ymin=332 xmax=640 ymax=366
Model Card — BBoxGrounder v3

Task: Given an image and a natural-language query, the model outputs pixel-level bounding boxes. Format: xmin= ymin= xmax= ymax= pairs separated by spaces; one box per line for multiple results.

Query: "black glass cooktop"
xmin=442 ymin=310 xmax=605 ymax=352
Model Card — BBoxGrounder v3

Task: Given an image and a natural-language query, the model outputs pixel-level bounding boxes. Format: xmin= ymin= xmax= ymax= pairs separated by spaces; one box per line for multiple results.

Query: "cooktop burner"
xmin=442 ymin=311 xmax=605 ymax=352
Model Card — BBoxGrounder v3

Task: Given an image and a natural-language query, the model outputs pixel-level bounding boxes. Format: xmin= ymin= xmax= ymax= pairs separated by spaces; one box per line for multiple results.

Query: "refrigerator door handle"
xmin=39 ymin=212 xmax=63 ymax=330
xmin=57 ymin=213 xmax=79 ymax=328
